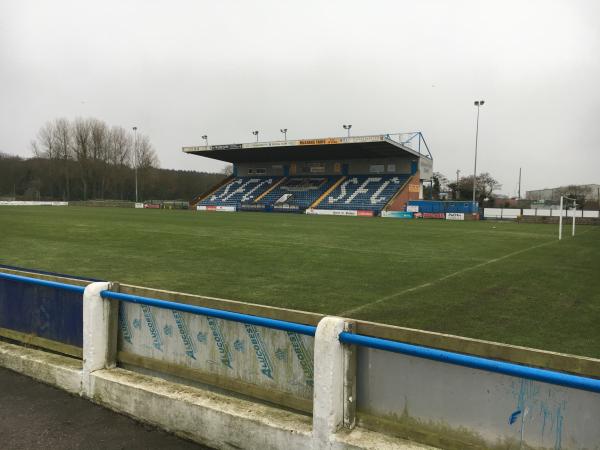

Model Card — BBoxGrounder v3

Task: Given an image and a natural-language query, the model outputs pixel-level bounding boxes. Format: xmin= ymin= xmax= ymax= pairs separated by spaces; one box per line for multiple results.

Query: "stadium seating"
xmin=316 ymin=175 xmax=409 ymax=212
xmin=197 ymin=174 xmax=408 ymax=213
xmin=259 ymin=177 xmax=339 ymax=210
xmin=198 ymin=176 xmax=281 ymax=207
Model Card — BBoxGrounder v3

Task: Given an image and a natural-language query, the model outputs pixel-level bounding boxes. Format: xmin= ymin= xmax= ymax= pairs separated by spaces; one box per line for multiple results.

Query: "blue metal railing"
xmin=100 ymin=290 xmax=317 ymax=336
xmin=2 ymin=270 xmax=600 ymax=393
xmin=0 ymin=272 xmax=86 ymax=294
xmin=339 ymin=332 xmax=600 ymax=394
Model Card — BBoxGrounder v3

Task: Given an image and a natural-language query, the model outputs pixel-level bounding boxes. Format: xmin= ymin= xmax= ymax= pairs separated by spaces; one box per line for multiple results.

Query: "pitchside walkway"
xmin=0 ymin=367 xmax=211 ymax=450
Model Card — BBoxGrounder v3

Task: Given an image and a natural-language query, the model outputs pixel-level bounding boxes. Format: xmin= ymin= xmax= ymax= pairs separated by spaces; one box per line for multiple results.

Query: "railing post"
xmin=312 ymin=316 xmax=356 ymax=449
xmin=343 ymin=320 xmax=357 ymax=430
xmin=82 ymin=281 xmax=117 ymax=396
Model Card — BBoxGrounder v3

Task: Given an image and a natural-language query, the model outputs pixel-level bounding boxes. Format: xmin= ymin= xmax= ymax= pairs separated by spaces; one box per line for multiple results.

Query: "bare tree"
xmin=135 ymin=134 xmax=159 ymax=169
xmin=71 ymin=118 xmax=92 ymax=199
xmin=133 ymin=134 xmax=159 ymax=201
xmin=27 ymin=117 xmax=167 ymax=201
xmin=108 ymin=126 xmax=132 ymax=167
xmin=31 ymin=121 xmax=57 ymax=159
xmin=221 ymin=164 xmax=234 ymax=176
xmin=31 ymin=121 xmax=61 ymax=198
xmin=54 ymin=118 xmax=72 ymax=200
xmin=107 ymin=126 xmax=133 ymax=199
xmin=89 ymin=118 xmax=110 ymax=198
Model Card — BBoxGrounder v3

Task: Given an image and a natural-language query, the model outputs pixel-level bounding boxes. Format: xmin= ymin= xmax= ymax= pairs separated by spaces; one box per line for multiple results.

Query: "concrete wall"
xmin=484 ymin=208 xmax=600 ymax=224
xmin=357 ymin=347 xmax=600 ymax=449
xmin=118 ymin=301 xmax=314 ymax=412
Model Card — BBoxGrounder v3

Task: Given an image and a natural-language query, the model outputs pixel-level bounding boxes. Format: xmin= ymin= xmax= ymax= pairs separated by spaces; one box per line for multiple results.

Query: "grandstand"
xmin=183 ymin=133 xmax=433 ymax=216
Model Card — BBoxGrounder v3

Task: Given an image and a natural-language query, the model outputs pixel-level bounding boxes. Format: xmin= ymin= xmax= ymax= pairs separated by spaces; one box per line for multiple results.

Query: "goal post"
xmin=558 ymin=195 xmax=577 ymax=240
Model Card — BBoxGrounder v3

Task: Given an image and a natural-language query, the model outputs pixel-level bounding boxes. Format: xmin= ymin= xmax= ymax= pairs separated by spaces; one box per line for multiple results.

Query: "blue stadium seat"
xmin=317 ymin=175 xmax=408 ymax=212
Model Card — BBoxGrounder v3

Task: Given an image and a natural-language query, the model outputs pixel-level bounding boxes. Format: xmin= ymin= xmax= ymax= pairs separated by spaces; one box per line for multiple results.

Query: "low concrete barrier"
xmin=0 ymin=201 xmax=68 ymax=206
xmin=484 ymin=208 xmax=600 ymax=224
xmin=1 ymin=268 xmax=600 ymax=449
xmin=520 ymin=216 xmax=600 ymax=225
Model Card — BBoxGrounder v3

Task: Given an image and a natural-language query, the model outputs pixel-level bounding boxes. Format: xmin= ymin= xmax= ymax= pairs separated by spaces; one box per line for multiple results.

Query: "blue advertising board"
xmin=0 ymin=273 xmax=85 ymax=350
xmin=408 ymin=200 xmax=479 ymax=214
xmin=381 ymin=211 xmax=414 ymax=218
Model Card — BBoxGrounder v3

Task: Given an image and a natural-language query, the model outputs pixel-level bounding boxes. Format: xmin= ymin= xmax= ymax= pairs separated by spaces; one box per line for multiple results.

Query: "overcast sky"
xmin=1 ymin=0 xmax=598 ymax=195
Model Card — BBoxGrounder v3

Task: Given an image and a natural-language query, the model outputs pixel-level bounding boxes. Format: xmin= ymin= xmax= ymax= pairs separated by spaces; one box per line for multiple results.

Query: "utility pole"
xmin=518 ymin=167 xmax=522 ymax=200
xmin=455 ymin=169 xmax=460 ymax=199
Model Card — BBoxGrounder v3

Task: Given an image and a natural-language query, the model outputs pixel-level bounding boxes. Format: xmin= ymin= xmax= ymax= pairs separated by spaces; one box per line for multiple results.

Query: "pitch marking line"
xmin=339 ymin=229 xmax=595 ymax=317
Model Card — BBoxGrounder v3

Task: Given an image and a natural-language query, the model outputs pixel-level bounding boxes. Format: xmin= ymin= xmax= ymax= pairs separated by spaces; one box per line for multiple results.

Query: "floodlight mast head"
xmin=252 ymin=130 xmax=259 ymax=142
xmin=280 ymin=128 xmax=288 ymax=140
xmin=342 ymin=124 xmax=352 ymax=137
xmin=201 ymin=135 xmax=208 ymax=146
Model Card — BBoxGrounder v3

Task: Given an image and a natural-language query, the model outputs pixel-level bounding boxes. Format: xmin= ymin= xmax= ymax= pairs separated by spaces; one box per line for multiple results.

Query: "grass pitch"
xmin=1 ymin=206 xmax=599 ymax=358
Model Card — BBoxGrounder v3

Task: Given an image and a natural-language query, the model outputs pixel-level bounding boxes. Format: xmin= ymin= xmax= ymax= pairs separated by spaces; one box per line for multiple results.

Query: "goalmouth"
xmin=558 ymin=195 xmax=577 ymax=240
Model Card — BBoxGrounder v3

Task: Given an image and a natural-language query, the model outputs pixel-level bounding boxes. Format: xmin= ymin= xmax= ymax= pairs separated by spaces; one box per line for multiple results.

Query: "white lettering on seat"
xmin=241 ymin=179 xmax=273 ymax=202
xmin=370 ymin=177 xmax=400 ymax=204
xmin=211 ymin=179 xmax=243 ymax=201
xmin=221 ymin=179 xmax=261 ymax=201
xmin=345 ymin=177 xmax=381 ymax=204
xmin=328 ymin=178 xmax=357 ymax=203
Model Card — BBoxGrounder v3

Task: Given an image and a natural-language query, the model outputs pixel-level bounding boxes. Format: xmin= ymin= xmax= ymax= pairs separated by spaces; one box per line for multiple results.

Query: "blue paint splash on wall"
xmin=509 ymin=379 xmax=567 ymax=450
xmin=554 ymin=404 xmax=563 ymax=450
xmin=509 ymin=409 xmax=521 ymax=425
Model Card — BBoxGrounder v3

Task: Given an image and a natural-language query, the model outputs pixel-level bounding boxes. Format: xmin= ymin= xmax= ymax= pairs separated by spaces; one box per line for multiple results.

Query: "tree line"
xmin=425 ymin=172 xmax=598 ymax=209
xmin=424 ymin=172 xmax=501 ymax=204
xmin=0 ymin=117 xmax=225 ymax=201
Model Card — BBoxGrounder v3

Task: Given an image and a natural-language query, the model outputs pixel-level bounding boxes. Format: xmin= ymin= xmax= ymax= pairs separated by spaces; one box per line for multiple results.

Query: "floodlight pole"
xmin=133 ymin=126 xmax=138 ymax=203
xmin=252 ymin=130 xmax=259 ymax=142
xmin=472 ymin=100 xmax=484 ymax=208
xmin=280 ymin=128 xmax=287 ymax=141
xmin=202 ymin=134 xmax=208 ymax=146
xmin=343 ymin=124 xmax=352 ymax=137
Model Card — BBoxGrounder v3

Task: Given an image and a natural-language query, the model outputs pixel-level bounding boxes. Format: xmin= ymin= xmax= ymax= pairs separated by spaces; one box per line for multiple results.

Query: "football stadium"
xmin=3 ymin=1 xmax=600 ymax=448
xmin=1 ymin=129 xmax=600 ymax=449
xmin=185 ymin=132 xmax=440 ymax=216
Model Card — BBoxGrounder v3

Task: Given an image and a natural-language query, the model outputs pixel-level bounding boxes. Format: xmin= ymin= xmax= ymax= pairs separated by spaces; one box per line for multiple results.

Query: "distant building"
xmin=526 ymin=184 xmax=600 ymax=202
